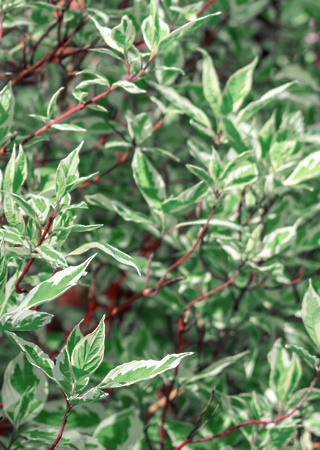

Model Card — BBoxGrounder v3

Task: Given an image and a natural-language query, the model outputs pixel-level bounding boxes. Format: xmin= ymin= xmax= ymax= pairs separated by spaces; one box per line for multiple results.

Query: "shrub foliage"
xmin=0 ymin=0 xmax=320 ymax=449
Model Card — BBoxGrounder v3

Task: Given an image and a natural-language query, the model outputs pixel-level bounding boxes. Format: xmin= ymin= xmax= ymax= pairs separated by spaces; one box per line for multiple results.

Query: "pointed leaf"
xmin=93 ymin=409 xmax=143 ymax=449
xmin=302 ymin=282 xmax=320 ymax=350
xmin=16 ymin=255 xmax=95 ymax=310
xmin=67 ymin=242 xmax=140 ymax=275
xmin=152 ymin=83 xmax=211 ymax=128
xmin=2 ymin=354 xmax=48 ymax=428
xmin=162 ymin=181 xmax=209 ymax=214
xmin=47 ymin=87 xmax=64 ymax=119
xmin=221 ymin=57 xmax=258 ymax=115
xmin=283 ymin=150 xmax=320 ymax=186
xmin=132 ymin=147 xmax=166 ymax=211
xmin=0 ymin=310 xmax=53 ymax=332
xmin=186 ymin=351 xmax=249 ymax=384
xmin=286 ymin=344 xmax=319 ymax=369
xmin=0 ymin=83 xmax=15 ymax=146
xmin=237 ymin=81 xmax=296 ymax=123
xmin=56 ymin=142 xmax=84 ymax=200
xmin=98 ymin=353 xmax=192 ymax=389
xmin=159 ymin=13 xmax=221 ymax=51
xmin=69 ymin=387 xmax=108 ymax=406
xmin=4 ymin=331 xmax=55 ymax=380
xmin=0 ymin=244 xmax=7 ymax=298
xmin=71 ymin=316 xmax=105 ymax=381
xmin=200 ymin=49 xmax=221 ymax=118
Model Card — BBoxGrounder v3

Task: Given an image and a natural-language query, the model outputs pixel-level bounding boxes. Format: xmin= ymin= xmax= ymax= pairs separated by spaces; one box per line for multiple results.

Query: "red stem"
xmin=152 ymin=194 xmax=222 ymax=297
xmin=160 ymin=271 xmax=239 ymax=449
xmin=77 ymin=147 xmax=133 ymax=189
xmin=174 ymin=375 xmax=318 ymax=449
xmin=196 ymin=0 xmax=218 ymax=17
xmin=15 ymin=213 xmax=55 ymax=293
xmin=11 ymin=17 xmax=88 ymax=86
xmin=0 ymin=15 xmax=3 ymax=46
xmin=19 ymin=71 xmax=146 ymax=148
xmin=49 ymin=402 xmax=73 ymax=450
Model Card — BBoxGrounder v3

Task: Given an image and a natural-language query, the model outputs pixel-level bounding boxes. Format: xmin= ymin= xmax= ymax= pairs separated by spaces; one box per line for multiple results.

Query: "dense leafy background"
xmin=0 ymin=0 xmax=320 ymax=449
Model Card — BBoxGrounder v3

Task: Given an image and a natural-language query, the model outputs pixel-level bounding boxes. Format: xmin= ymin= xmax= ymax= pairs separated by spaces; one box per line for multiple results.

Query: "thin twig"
xmin=152 ymin=193 xmax=223 ymax=297
xmin=174 ymin=374 xmax=319 ymax=449
xmin=49 ymin=401 xmax=73 ymax=450
xmin=196 ymin=0 xmax=218 ymax=17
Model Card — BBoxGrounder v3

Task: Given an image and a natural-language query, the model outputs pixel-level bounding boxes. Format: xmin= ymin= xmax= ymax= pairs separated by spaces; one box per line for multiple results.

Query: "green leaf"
xmin=54 ymin=223 xmax=103 ymax=233
xmin=270 ymin=140 xmax=297 ymax=169
xmin=0 ymin=309 xmax=53 ymax=331
xmin=67 ymin=242 xmax=141 ymax=275
xmin=26 ymin=194 xmax=51 ymax=223
xmin=237 ymin=81 xmax=297 ymax=123
xmin=209 ymin=148 xmax=221 ymax=183
xmin=223 ymin=163 xmax=258 ymax=190
xmin=258 ymin=226 xmax=296 ymax=259
xmin=1 ymin=225 xmax=25 ymax=246
xmin=47 ymin=87 xmax=64 ymax=119
xmin=112 ymin=15 xmax=136 ymax=52
xmin=0 ymin=244 xmax=7 ymax=298
xmin=85 ymin=194 xmax=154 ymax=226
xmin=71 ymin=316 xmax=105 ymax=381
xmin=221 ymin=57 xmax=258 ymax=116
xmin=73 ymin=78 xmax=109 ymax=102
xmin=285 ymin=344 xmax=319 ymax=369
xmin=2 ymin=354 xmax=48 ymax=428
xmin=98 ymin=352 xmax=192 ymax=389
xmin=0 ymin=83 xmax=15 ymax=146
xmin=141 ymin=0 xmax=169 ymax=54
xmin=158 ymin=13 xmax=221 ymax=51
xmin=302 ymin=282 xmax=320 ymax=350
xmin=69 ymin=387 xmax=108 ymax=406
xmin=127 ymin=112 xmax=153 ymax=144
xmin=4 ymin=331 xmax=55 ymax=380
xmin=152 ymin=83 xmax=211 ymax=128
xmin=1 ymin=190 xmax=38 ymax=223
xmin=3 ymin=145 xmax=27 ymax=194
xmin=35 ymin=244 xmax=68 ymax=269
xmin=3 ymin=192 xmax=25 ymax=234
xmin=200 ymin=49 xmax=221 ymax=118
xmin=221 ymin=117 xmax=248 ymax=153
xmin=91 ymin=17 xmax=124 ymax=54
xmin=162 ymin=181 xmax=209 ymax=214
xmin=56 ymin=142 xmax=83 ymax=200
xmin=132 ymin=147 xmax=166 ymax=211
xmin=113 ymin=80 xmax=146 ymax=94
xmin=53 ymin=346 xmax=74 ymax=395
xmin=220 ymin=150 xmax=253 ymax=179
xmin=93 ymin=409 xmax=143 ymax=449
xmin=186 ymin=351 xmax=249 ymax=384
xmin=16 ymin=255 xmax=95 ymax=310
xmin=185 ymin=164 xmax=213 ymax=187
xmin=52 ymin=123 xmax=86 ymax=132
xmin=268 ymin=339 xmax=302 ymax=403
xmin=52 ymin=321 xmax=84 ymax=395
xmin=283 ymin=150 xmax=320 ymax=186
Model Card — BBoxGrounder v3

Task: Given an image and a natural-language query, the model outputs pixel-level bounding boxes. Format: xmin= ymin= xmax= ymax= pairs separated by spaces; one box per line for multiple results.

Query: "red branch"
xmin=159 ymin=271 xmax=239 ymax=449
xmin=20 ymin=79 xmax=131 ymax=147
xmin=174 ymin=374 xmax=318 ymax=449
xmin=196 ymin=0 xmax=218 ymax=17
xmin=49 ymin=402 xmax=73 ymax=450
xmin=0 ymin=14 xmax=3 ymax=46
xmin=77 ymin=147 xmax=133 ymax=189
xmin=17 ymin=70 xmax=145 ymax=149
xmin=152 ymin=194 xmax=222 ymax=297
xmin=11 ymin=16 xmax=88 ymax=86
xmin=15 ymin=212 xmax=56 ymax=293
